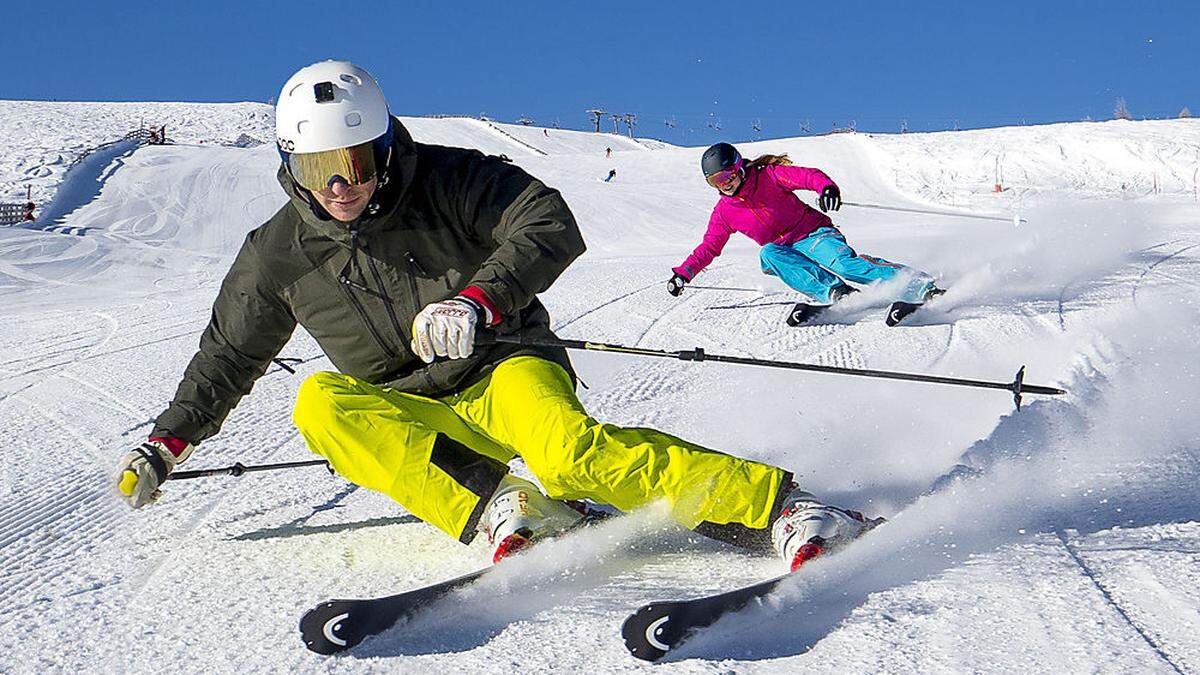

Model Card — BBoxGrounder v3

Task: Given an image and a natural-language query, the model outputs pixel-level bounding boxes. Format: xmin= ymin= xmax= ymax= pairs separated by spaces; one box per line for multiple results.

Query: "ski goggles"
xmin=705 ymin=158 xmax=744 ymax=190
xmin=285 ymin=141 xmax=378 ymax=192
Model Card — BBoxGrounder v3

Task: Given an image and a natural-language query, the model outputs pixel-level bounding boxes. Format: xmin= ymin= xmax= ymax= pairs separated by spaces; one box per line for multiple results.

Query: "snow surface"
xmin=1 ymin=101 xmax=1198 ymax=673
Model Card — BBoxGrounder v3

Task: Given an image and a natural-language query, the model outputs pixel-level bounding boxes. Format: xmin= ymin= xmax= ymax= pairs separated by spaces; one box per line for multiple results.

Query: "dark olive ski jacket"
xmin=153 ymin=119 xmax=585 ymax=444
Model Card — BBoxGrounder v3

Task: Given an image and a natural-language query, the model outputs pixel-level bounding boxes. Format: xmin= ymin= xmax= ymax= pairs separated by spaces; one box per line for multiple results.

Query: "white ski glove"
xmin=115 ymin=437 xmax=194 ymax=508
xmin=410 ymin=297 xmax=482 ymax=364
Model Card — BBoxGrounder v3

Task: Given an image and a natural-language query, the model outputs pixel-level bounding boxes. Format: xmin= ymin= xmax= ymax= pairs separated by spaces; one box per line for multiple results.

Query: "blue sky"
xmin=8 ymin=1 xmax=1198 ymax=144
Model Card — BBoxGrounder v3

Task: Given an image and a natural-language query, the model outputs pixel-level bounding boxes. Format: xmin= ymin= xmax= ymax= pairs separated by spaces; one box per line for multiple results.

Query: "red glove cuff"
xmin=458 ymin=285 xmax=501 ymax=326
xmin=149 ymin=436 xmax=190 ymax=458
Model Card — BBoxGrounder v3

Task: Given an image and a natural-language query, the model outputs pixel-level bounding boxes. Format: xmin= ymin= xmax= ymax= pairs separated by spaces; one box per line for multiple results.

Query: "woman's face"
xmin=713 ymin=171 xmax=743 ymax=196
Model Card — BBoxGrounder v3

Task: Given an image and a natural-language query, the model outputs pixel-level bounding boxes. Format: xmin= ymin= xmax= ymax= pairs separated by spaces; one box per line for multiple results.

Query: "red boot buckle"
xmin=493 ymin=532 xmax=532 ymax=564
xmin=790 ymin=541 xmax=825 ymax=572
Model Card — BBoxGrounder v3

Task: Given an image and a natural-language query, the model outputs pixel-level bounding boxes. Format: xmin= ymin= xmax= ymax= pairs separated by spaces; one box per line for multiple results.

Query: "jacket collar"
xmin=719 ymin=165 xmax=759 ymax=204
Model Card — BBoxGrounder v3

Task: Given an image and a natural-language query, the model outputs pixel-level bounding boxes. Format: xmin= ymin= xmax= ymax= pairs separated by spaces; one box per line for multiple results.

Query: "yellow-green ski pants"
xmin=293 ymin=355 xmax=788 ymax=546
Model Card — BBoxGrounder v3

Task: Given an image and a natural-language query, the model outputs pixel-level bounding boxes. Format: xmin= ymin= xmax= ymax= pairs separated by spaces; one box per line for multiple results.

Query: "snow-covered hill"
xmin=1 ymin=104 xmax=1197 ymax=673
xmin=869 ymin=118 xmax=1200 ymax=204
xmin=0 ymin=101 xmax=659 ymax=207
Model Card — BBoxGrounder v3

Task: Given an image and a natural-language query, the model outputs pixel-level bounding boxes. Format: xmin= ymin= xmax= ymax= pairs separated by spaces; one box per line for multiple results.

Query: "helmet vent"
xmin=275 ymin=61 xmax=389 ymax=154
xmin=314 ymin=81 xmax=336 ymax=103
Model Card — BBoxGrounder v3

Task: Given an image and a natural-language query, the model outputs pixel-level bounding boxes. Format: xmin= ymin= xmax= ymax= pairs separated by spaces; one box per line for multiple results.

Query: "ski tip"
xmin=621 ymin=602 xmax=684 ymax=662
xmin=299 ymin=602 xmax=359 ymax=655
xmin=885 ymin=301 xmax=923 ymax=327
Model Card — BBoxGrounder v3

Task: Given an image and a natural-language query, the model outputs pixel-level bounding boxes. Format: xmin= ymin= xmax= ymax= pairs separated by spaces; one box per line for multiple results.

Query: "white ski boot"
xmin=481 ymin=475 xmax=588 ymax=563
xmin=770 ymin=485 xmax=883 ymax=571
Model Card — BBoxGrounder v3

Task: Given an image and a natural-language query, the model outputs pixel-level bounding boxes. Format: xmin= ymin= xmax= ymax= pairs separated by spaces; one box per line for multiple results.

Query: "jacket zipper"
xmin=404 ymin=252 xmax=426 ymax=308
xmin=739 ymin=180 xmax=801 ymax=243
xmin=362 ymin=240 xmax=412 ymax=352
xmin=738 ymin=194 xmax=774 ymax=231
xmin=403 ymin=252 xmax=439 ymax=390
xmin=338 ymin=229 xmax=398 ymax=360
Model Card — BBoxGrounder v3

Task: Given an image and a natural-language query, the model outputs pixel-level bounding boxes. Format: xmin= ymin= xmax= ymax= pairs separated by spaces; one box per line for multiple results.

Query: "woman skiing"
xmin=114 ymin=61 xmax=878 ymax=573
xmin=668 ymin=142 xmax=940 ymax=326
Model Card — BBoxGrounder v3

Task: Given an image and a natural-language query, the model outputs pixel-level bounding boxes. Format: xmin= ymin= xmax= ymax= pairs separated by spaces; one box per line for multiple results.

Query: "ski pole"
xmin=844 ymin=201 xmax=1026 ymax=226
xmin=682 ymin=284 xmax=761 ymax=292
xmin=707 ymin=300 xmax=796 ymax=310
xmin=168 ymin=458 xmax=332 ymax=481
xmin=271 ymin=357 xmax=303 ymax=374
xmin=478 ymin=333 xmax=1064 ymax=409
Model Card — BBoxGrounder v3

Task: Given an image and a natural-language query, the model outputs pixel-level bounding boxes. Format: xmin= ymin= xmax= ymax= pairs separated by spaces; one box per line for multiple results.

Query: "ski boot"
xmin=886 ymin=285 xmax=947 ymax=327
xmin=770 ymin=484 xmax=884 ymax=571
xmin=481 ymin=475 xmax=589 ymax=563
xmin=786 ymin=284 xmax=857 ymax=327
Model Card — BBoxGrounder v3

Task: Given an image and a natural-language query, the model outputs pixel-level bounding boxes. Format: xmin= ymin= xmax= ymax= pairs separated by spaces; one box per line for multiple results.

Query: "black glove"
xmin=819 ymin=184 xmax=842 ymax=213
xmin=667 ymin=273 xmax=688 ymax=297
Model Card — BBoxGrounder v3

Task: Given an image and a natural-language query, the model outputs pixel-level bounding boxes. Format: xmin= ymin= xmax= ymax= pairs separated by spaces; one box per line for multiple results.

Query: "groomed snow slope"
xmin=1 ymin=107 xmax=1198 ymax=673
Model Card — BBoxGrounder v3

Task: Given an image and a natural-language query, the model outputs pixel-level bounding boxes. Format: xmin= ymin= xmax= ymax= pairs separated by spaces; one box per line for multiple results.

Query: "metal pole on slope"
xmin=168 ymin=459 xmax=332 ymax=481
xmin=478 ymin=333 xmax=1065 ymax=410
xmin=684 ymin=284 xmax=761 ymax=293
xmin=844 ymin=201 xmax=1026 ymax=226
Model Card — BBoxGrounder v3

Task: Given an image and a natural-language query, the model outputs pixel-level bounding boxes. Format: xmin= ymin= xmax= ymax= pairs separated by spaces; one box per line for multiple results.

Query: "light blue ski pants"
xmin=760 ymin=227 xmax=933 ymax=304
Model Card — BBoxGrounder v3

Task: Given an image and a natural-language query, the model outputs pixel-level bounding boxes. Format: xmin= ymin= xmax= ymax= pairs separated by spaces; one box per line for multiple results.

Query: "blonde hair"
xmin=744 ymin=153 xmax=793 ymax=171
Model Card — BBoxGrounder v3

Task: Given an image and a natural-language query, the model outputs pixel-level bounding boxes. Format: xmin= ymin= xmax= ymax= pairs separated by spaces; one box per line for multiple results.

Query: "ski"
xmin=621 ymin=572 xmax=792 ymax=662
xmin=785 ymin=285 xmax=858 ymax=326
xmin=885 ymin=300 xmax=921 ymax=326
xmin=619 ymin=463 xmax=979 ymax=662
xmin=299 ymin=567 xmax=489 ymax=654
xmin=299 ymin=508 xmax=615 ymax=655
xmin=785 ymin=302 xmax=829 ymax=326
xmin=886 ymin=286 xmax=947 ymax=327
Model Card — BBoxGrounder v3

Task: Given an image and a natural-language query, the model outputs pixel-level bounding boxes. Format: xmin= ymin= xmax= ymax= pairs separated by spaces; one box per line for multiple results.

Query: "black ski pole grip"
xmin=474 ymin=330 xmax=503 ymax=346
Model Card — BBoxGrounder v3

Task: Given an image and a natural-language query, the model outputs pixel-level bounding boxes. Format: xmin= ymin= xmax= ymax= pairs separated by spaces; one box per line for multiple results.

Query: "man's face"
xmin=311 ymin=177 xmax=378 ymax=222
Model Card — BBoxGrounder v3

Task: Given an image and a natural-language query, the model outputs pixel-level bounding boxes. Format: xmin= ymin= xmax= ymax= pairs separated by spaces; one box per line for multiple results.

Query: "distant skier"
xmin=604 ymin=168 xmax=617 ymax=182
xmin=605 ymin=147 xmax=612 ymax=158
xmin=113 ymin=61 xmax=877 ymax=573
xmin=668 ymin=143 xmax=941 ymax=325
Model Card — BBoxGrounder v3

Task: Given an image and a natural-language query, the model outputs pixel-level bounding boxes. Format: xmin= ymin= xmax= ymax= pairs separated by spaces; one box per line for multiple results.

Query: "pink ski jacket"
xmin=673 ymin=164 xmax=837 ymax=280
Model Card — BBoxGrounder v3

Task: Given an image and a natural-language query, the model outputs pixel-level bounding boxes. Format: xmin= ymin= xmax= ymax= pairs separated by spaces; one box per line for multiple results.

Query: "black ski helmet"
xmin=701 ymin=142 xmax=742 ymax=178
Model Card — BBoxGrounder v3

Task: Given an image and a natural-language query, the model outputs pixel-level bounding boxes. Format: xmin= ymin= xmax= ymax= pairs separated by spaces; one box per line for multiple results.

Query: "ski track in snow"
xmin=1 ymin=106 xmax=1199 ymax=673
xmin=1055 ymin=530 xmax=1186 ymax=674
xmin=1131 ymin=242 xmax=1200 ymax=303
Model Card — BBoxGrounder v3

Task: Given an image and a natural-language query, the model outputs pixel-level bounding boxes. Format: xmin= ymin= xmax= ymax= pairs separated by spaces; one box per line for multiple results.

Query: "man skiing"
xmin=113 ymin=61 xmax=876 ymax=571
xmin=668 ymin=143 xmax=941 ymax=326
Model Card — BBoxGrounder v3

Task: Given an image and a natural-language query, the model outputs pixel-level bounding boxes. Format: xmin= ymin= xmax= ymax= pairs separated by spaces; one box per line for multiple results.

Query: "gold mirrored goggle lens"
xmin=287 ymin=141 xmax=377 ymax=192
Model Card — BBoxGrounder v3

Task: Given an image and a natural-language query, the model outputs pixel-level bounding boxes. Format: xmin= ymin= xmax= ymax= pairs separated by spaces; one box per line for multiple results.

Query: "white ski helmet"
xmin=275 ymin=60 xmax=391 ymax=154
